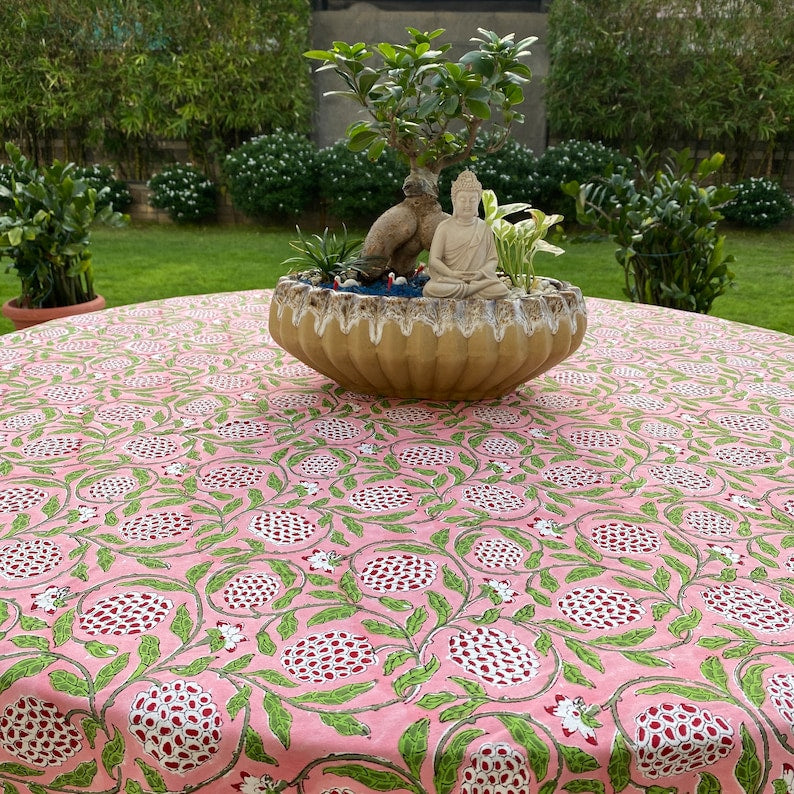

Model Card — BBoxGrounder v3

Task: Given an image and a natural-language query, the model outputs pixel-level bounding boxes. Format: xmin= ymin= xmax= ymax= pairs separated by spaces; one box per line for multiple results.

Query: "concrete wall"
xmin=309 ymin=5 xmax=549 ymax=156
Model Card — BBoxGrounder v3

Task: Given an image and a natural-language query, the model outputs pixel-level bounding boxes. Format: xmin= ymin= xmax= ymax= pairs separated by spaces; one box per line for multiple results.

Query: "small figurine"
xmin=422 ymin=170 xmax=509 ymax=300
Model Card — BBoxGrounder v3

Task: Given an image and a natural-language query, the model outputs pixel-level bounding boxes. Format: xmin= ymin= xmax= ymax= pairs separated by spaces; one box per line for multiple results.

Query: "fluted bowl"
xmin=268 ymin=275 xmax=587 ymax=400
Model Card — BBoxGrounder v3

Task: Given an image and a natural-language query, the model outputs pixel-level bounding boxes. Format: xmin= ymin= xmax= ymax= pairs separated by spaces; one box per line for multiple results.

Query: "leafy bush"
xmin=533 ymin=139 xmax=632 ymax=217
xmin=438 ymin=138 xmax=538 ymax=212
xmin=565 ymin=148 xmax=736 ymax=314
xmin=223 ymin=131 xmax=319 ymax=219
xmin=147 ymin=164 xmax=217 ymax=223
xmin=721 ymin=177 xmax=794 ymax=229
xmin=73 ymin=165 xmax=133 ymax=212
xmin=317 ymin=142 xmax=405 ymax=225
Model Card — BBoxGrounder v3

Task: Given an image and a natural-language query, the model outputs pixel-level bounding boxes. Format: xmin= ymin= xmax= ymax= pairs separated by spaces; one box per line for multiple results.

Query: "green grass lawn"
xmin=1 ymin=223 xmax=791 ymax=335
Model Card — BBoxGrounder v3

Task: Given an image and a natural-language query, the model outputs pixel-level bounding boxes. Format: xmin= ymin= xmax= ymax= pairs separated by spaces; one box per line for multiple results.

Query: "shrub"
xmin=147 ymin=164 xmax=217 ymax=223
xmin=565 ymin=148 xmax=736 ymax=314
xmin=317 ymin=142 xmax=405 ymax=226
xmin=438 ymin=138 xmax=538 ymax=212
xmin=73 ymin=165 xmax=133 ymax=212
xmin=533 ymin=139 xmax=632 ymax=217
xmin=223 ymin=131 xmax=318 ymax=219
xmin=721 ymin=177 xmax=794 ymax=229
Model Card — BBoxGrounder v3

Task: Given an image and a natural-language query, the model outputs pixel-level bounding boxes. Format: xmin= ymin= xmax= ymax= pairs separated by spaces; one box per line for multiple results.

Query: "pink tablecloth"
xmin=0 ymin=291 xmax=792 ymax=794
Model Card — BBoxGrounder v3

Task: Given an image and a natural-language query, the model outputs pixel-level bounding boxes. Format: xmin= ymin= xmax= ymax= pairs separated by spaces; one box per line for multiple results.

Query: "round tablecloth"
xmin=0 ymin=291 xmax=792 ymax=794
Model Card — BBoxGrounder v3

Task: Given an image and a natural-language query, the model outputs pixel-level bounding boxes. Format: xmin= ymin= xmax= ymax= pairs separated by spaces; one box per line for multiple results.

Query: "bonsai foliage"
xmin=565 ymin=149 xmax=736 ymax=314
xmin=283 ymin=226 xmax=363 ymax=279
xmin=306 ymin=28 xmax=535 ymax=190
xmin=482 ymin=190 xmax=564 ymax=293
xmin=0 ymin=143 xmax=128 ymax=308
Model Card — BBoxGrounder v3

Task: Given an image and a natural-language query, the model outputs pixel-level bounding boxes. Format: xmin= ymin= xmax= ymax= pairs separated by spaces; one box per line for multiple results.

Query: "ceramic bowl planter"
xmin=268 ymin=275 xmax=587 ymax=401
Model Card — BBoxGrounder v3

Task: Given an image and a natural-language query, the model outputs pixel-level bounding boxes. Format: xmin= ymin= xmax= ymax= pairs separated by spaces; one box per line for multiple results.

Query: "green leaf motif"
xmin=307 ymin=605 xmax=358 ymax=626
xmin=700 ymin=656 xmax=730 ymax=693
xmin=668 ymin=607 xmax=702 ymax=638
xmin=394 ymin=656 xmax=441 ymax=698
xmin=406 ymin=607 xmax=429 ymax=636
xmin=256 ymin=628 xmax=277 ymax=655
xmin=560 ymin=743 xmax=600 ymax=773
xmin=52 ymin=608 xmax=75 ymax=647
xmin=170 ymin=604 xmax=193 ymax=643
xmin=417 ymin=692 xmax=457 ymax=709
xmin=697 ymin=771 xmax=722 ymax=794
xmin=49 ymin=670 xmax=89 ymax=697
xmin=434 ymin=728 xmax=486 ymax=794
xmin=10 ymin=635 xmax=49 ymax=651
xmin=735 ymin=724 xmax=762 ymax=794
xmin=244 ymin=726 xmax=278 ymax=764
xmin=498 ymin=714 xmax=550 ymax=781
xmin=565 ymin=638 xmax=605 ymax=672
xmin=562 ymin=661 xmax=595 ymax=688
xmin=563 ymin=782 xmax=605 ymax=794
xmin=591 ymin=627 xmax=655 ymax=647
xmin=50 ymin=760 xmax=97 ymax=788
xmin=362 ymin=618 xmax=407 ymax=639
xmin=324 ymin=763 xmax=417 ymax=792
xmin=226 ymin=685 xmax=251 ymax=719
xmin=170 ymin=655 xmax=214 ymax=676
xmin=384 ymin=649 xmax=414 ymax=675
xmin=607 ymin=732 xmax=631 ymax=792
xmin=565 ymin=565 xmax=605 ymax=583
xmin=320 ymin=712 xmax=370 ymax=736
xmin=739 ymin=663 xmax=771 ymax=708
xmin=263 ymin=691 xmax=292 ymax=749
xmin=620 ymin=650 xmax=671 ymax=668
xmin=637 ymin=684 xmax=722 ymax=701
xmin=0 ymin=654 xmax=57 ymax=695
xmin=277 ymin=610 xmax=298 ymax=641
xmin=0 ymin=762 xmax=44 ymax=776
xmin=339 ymin=570 xmax=363 ymax=603
xmin=186 ymin=561 xmax=213 ymax=586
xmin=442 ymin=565 xmax=467 ymax=595
xmin=101 ymin=729 xmax=125 ymax=775
xmin=399 ymin=717 xmax=430 ymax=780
xmin=135 ymin=758 xmax=167 ymax=793
xmin=428 ymin=591 xmax=452 ymax=625
xmin=293 ymin=681 xmax=374 ymax=705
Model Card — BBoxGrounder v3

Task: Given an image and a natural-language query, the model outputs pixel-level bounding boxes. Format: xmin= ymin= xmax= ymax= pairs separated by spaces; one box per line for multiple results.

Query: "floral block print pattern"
xmin=0 ymin=291 xmax=793 ymax=794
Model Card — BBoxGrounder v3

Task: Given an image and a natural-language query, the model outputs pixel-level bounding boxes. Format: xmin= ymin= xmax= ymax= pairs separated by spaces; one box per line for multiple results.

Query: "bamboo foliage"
xmin=0 ymin=0 xmax=313 ymax=177
xmin=546 ymin=0 xmax=794 ymax=180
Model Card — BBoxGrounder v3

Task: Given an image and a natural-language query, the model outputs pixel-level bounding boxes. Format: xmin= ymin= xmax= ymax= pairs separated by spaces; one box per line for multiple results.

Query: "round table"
xmin=0 ymin=291 xmax=792 ymax=794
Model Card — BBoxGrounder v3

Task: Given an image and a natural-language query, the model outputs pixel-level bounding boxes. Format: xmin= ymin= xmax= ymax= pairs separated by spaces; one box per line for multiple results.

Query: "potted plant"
xmin=0 ymin=142 xmax=128 ymax=330
xmin=269 ymin=28 xmax=587 ymax=400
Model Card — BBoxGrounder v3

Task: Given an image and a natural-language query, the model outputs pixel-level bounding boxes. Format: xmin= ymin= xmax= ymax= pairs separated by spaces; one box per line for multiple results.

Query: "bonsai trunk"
xmin=359 ymin=166 xmax=449 ymax=280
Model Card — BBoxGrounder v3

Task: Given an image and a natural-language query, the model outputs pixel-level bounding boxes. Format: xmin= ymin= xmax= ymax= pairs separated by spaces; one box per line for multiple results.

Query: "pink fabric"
xmin=0 ymin=290 xmax=792 ymax=794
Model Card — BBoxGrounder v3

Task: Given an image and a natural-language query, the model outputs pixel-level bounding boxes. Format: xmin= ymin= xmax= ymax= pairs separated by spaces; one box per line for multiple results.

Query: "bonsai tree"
xmin=0 ymin=142 xmax=128 ymax=309
xmin=306 ymin=28 xmax=536 ymax=277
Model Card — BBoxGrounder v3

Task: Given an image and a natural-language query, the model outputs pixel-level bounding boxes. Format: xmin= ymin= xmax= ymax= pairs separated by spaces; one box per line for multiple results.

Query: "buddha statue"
xmin=422 ymin=170 xmax=509 ymax=300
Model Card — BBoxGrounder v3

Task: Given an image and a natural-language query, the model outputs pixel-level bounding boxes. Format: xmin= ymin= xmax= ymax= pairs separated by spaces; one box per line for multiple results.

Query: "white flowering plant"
xmin=482 ymin=189 xmax=565 ymax=293
xmin=148 ymin=164 xmax=217 ymax=223
xmin=721 ymin=176 xmax=793 ymax=229
xmin=223 ymin=131 xmax=318 ymax=218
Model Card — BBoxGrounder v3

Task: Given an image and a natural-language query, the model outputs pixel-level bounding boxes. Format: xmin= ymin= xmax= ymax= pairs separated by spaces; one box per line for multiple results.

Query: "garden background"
xmin=0 ymin=0 xmax=792 ymax=334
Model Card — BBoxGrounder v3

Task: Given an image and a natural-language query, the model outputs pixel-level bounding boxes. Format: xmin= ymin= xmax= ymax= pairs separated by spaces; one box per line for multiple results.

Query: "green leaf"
xmin=697 ymin=771 xmax=722 ymax=794
xmin=170 ymin=603 xmax=193 ymax=643
xmin=320 ymin=712 xmax=370 ymax=736
xmin=293 ymin=681 xmax=374 ymax=704
xmin=226 ymin=685 xmax=251 ymax=719
xmin=135 ymin=758 xmax=167 ymax=793
xmin=50 ymin=761 xmax=97 ymax=788
xmin=307 ymin=605 xmax=358 ymax=625
xmin=244 ymin=726 xmax=278 ymax=764
xmin=668 ymin=607 xmax=702 ymax=638
xmin=394 ymin=656 xmax=440 ymax=698
xmin=101 ymin=729 xmax=125 ymax=775
xmin=608 ymin=732 xmax=631 ymax=792
xmin=735 ymin=724 xmax=761 ymax=794
xmin=406 ymin=606 xmax=429 ymax=636
xmin=434 ymin=728 xmax=486 ymax=794
xmin=739 ymin=663 xmax=771 ymax=707
xmin=637 ymin=683 xmax=722 ymax=701
xmin=277 ymin=610 xmax=298 ymax=640
xmin=49 ymin=670 xmax=89 ymax=697
xmin=564 ymin=638 xmax=604 ymax=672
xmin=52 ymin=608 xmax=75 ymax=646
xmin=324 ymin=763 xmax=416 ymax=792
xmin=562 ymin=661 xmax=595 ymax=688
xmin=263 ymin=691 xmax=292 ymax=749
xmin=0 ymin=654 xmax=57 ymax=694
xmin=498 ymin=714 xmax=550 ymax=781
xmin=399 ymin=718 xmax=430 ymax=779
xmin=563 ymin=782 xmax=605 ymax=794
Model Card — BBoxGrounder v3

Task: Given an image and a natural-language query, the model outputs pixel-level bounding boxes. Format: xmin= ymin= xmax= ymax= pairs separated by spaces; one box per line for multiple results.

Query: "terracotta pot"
xmin=2 ymin=295 xmax=107 ymax=331
xmin=268 ymin=276 xmax=587 ymax=401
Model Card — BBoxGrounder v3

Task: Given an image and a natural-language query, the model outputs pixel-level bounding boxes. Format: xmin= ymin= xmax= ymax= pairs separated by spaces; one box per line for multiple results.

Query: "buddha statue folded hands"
xmin=422 ymin=170 xmax=509 ymax=300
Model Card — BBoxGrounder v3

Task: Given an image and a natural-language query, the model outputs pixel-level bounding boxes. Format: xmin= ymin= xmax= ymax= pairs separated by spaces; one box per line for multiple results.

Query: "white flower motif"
xmin=782 ymin=763 xmax=794 ymax=794
xmin=490 ymin=460 xmax=512 ymax=473
xmin=357 ymin=443 xmax=378 ymax=455
xmin=708 ymin=544 xmax=742 ymax=565
xmin=216 ymin=621 xmax=246 ymax=652
xmin=486 ymin=579 xmax=518 ymax=603
xmin=303 ymin=549 xmax=341 ymax=572
xmin=728 ymin=492 xmax=762 ymax=511
xmin=659 ymin=442 xmax=683 ymax=455
xmin=179 ymin=417 xmax=197 ymax=428
xmin=68 ymin=405 xmax=89 ymax=415
xmin=241 ymin=391 xmax=259 ymax=402
xmin=532 ymin=517 xmax=561 ymax=536
xmin=298 ymin=481 xmax=319 ymax=495
xmin=164 ymin=462 xmax=188 ymax=477
xmin=545 ymin=694 xmax=600 ymax=745
xmin=233 ymin=772 xmax=280 ymax=794
xmin=346 ymin=403 xmax=363 ymax=413
xmin=76 ymin=505 xmax=97 ymax=523
xmin=32 ymin=585 xmax=69 ymax=614
xmin=528 ymin=427 xmax=549 ymax=439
